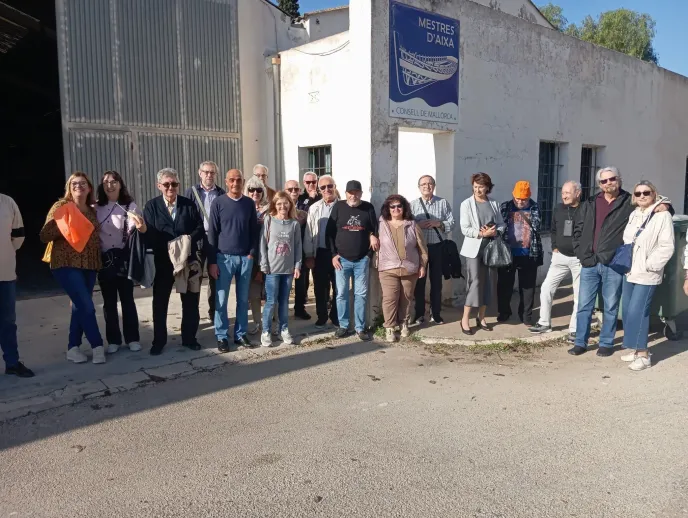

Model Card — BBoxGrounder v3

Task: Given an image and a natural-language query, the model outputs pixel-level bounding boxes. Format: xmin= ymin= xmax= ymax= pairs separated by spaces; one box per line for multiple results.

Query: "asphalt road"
xmin=1 ymin=339 xmax=687 ymax=517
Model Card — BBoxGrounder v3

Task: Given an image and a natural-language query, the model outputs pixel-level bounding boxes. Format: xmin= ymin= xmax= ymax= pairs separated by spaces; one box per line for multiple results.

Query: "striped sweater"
xmin=0 ymin=193 xmax=25 ymax=282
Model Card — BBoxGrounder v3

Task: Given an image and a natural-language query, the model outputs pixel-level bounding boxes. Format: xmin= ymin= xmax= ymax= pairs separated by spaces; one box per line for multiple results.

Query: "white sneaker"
xmin=92 ymin=346 xmax=106 ymax=364
xmin=281 ymin=329 xmax=294 ymax=345
xmin=260 ymin=331 xmax=272 ymax=347
xmin=385 ymin=328 xmax=396 ymax=343
xmin=400 ymin=322 xmax=410 ymax=338
xmin=248 ymin=324 xmax=261 ymax=336
xmin=629 ymin=355 xmax=651 ymax=371
xmin=66 ymin=347 xmax=88 ymax=364
xmin=127 ymin=341 xmax=142 ymax=352
xmin=106 ymin=343 xmax=120 ymax=354
xmin=620 ymin=350 xmax=637 ymax=362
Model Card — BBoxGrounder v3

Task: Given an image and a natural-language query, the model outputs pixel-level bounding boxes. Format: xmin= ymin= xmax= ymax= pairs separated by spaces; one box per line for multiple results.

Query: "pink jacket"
xmin=378 ymin=218 xmax=421 ymax=273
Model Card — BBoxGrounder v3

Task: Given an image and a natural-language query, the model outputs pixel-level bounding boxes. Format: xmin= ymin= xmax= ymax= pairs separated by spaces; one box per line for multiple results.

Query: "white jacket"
xmin=623 ymin=198 xmax=675 ymax=286
xmin=459 ymin=196 xmax=505 ymax=259
xmin=304 ymin=197 xmax=339 ymax=258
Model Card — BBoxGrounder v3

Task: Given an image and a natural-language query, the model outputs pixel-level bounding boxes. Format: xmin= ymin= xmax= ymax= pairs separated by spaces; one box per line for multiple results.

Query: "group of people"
xmin=0 ymin=163 xmax=683 ymax=378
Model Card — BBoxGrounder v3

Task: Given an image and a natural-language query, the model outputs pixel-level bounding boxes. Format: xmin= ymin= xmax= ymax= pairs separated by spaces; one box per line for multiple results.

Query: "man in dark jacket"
xmin=184 ymin=161 xmax=226 ymax=320
xmin=570 ymin=166 xmax=671 ymax=357
xmin=144 ymin=168 xmax=206 ymax=355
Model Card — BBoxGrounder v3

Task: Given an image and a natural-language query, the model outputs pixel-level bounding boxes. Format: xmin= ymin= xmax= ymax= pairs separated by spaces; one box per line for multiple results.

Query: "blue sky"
xmin=299 ymin=0 xmax=687 ymax=77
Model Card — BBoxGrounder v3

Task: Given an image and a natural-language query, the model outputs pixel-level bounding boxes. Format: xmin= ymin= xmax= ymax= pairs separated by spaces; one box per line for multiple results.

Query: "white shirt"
xmin=0 ymin=194 xmax=24 ymax=282
xmin=166 ymin=198 xmax=177 ymax=221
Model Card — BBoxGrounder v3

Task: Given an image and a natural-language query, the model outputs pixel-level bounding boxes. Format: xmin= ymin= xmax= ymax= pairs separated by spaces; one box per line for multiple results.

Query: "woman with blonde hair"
xmin=259 ymin=191 xmax=302 ymax=347
xmin=244 ymin=175 xmax=270 ymax=335
xmin=618 ymin=180 xmax=674 ymax=371
xmin=40 ymin=172 xmax=106 ymax=364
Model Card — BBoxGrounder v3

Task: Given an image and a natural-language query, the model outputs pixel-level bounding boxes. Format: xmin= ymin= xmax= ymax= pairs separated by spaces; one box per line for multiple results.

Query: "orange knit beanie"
xmin=512 ymin=181 xmax=531 ymax=199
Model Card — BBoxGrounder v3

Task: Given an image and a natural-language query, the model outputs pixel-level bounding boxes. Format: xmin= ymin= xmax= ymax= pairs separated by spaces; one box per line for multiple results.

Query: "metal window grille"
xmin=301 ymin=145 xmax=332 ymax=176
xmin=537 ymin=142 xmax=563 ymax=231
xmin=580 ymin=147 xmax=599 ymax=200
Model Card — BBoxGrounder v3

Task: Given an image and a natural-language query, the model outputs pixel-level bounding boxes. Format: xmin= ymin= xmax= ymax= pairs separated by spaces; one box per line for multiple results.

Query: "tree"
xmin=278 ymin=0 xmax=300 ymax=19
xmin=538 ymin=4 xmax=659 ymax=64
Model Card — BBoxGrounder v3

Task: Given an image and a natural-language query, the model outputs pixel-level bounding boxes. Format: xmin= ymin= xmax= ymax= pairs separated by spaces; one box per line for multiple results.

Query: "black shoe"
xmin=334 ymin=328 xmax=350 ymax=339
xmin=476 ymin=319 xmax=491 ymax=331
xmin=183 ymin=342 xmax=202 ymax=351
xmin=217 ymin=339 xmax=231 ymax=353
xmin=566 ymin=332 xmax=576 ymax=344
xmin=430 ymin=316 xmax=444 ymax=325
xmin=314 ymin=318 xmax=328 ymax=329
xmin=357 ymin=331 xmax=372 ymax=341
xmin=234 ymin=336 xmax=254 ymax=348
xmin=414 ymin=316 xmax=426 ymax=325
xmin=497 ymin=313 xmax=511 ymax=322
xmin=460 ymin=322 xmax=474 ymax=335
xmin=528 ymin=324 xmax=552 ymax=334
xmin=150 ymin=345 xmax=164 ymax=356
xmin=568 ymin=346 xmax=587 ymax=356
xmin=5 ymin=362 xmax=34 ymax=378
xmin=294 ymin=310 xmax=312 ymax=320
xmin=596 ymin=347 xmax=614 ymax=357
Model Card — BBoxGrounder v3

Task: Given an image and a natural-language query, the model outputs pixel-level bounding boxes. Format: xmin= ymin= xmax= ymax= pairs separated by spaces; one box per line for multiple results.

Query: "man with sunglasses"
xmin=569 ymin=166 xmax=672 ymax=357
xmin=184 ymin=161 xmax=225 ymax=321
xmin=297 ymin=171 xmax=322 ymax=212
xmin=304 ymin=175 xmax=340 ymax=329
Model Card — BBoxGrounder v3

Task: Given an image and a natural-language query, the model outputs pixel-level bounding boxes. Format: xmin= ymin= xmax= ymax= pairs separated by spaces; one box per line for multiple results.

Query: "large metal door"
xmin=56 ymin=0 xmax=242 ymax=202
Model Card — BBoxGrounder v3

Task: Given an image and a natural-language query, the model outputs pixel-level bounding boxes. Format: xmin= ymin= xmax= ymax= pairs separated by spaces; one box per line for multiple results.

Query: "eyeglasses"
xmin=419 ymin=182 xmax=434 ymax=188
xmin=320 ymin=184 xmax=335 ymax=191
xmin=286 ymin=187 xmax=300 ymax=193
xmin=161 ymin=182 xmax=179 ymax=189
xmin=304 ymin=180 xmax=317 ymax=185
xmin=634 ymin=190 xmax=652 ymax=197
xmin=389 ymin=204 xmax=403 ymax=210
xmin=248 ymin=187 xmax=264 ymax=194
xmin=200 ymin=170 xmax=216 ymax=176
xmin=71 ymin=181 xmax=88 ymax=188
xmin=103 ymin=180 xmax=119 ymax=186
xmin=599 ymin=177 xmax=618 ymax=185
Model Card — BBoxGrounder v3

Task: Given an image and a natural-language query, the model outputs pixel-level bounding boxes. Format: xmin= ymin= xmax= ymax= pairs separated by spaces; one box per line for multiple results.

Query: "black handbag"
xmin=418 ymin=198 xmax=463 ymax=279
xmin=483 ymin=237 xmax=512 ymax=268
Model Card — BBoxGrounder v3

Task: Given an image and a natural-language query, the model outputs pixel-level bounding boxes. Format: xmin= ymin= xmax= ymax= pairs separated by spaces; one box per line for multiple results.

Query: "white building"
xmin=279 ymin=0 xmax=688 ymax=297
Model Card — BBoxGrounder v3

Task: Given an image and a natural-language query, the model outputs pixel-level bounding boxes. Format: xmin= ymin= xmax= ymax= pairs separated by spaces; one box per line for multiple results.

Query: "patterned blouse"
xmin=39 ymin=200 xmax=102 ymax=271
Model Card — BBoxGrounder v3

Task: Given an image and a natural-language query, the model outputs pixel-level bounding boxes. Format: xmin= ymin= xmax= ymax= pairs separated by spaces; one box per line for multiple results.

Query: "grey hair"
xmin=253 ymin=164 xmax=268 ymax=175
xmin=244 ymin=175 xmax=268 ymax=205
xmin=198 ymin=161 xmax=218 ymax=173
xmin=317 ymin=174 xmax=335 ymax=187
xmin=302 ymin=171 xmax=318 ymax=182
xmin=563 ymin=180 xmax=582 ymax=193
xmin=157 ymin=168 xmax=179 ymax=184
xmin=417 ymin=174 xmax=435 ymax=187
xmin=596 ymin=166 xmax=622 ymax=186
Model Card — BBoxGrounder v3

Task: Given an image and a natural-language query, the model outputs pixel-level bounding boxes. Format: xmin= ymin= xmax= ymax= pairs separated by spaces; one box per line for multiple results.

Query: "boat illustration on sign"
xmin=393 ymin=31 xmax=458 ymax=96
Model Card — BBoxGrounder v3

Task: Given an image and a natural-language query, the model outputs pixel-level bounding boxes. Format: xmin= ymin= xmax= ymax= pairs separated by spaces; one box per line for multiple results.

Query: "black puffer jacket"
xmin=573 ymin=190 xmax=673 ymax=268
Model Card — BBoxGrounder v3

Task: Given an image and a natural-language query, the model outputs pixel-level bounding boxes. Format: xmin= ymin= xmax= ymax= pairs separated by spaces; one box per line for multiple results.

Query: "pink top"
xmin=96 ymin=201 xmax=138 ymax=251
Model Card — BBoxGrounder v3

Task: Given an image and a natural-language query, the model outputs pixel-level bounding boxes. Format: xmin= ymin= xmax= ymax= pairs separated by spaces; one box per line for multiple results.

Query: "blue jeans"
xmin=575 ymin=263 xmax=624 ymax=349
xmin=52 ymin=267 xmax=103 ymax=349
xmin=215 ymin=254 xmax=252 ymax=341
xmin=263 ymin=274 xmax=293 ymax=332
xmin=0 ymin=281 xmax=19 ymax=367
xmin=622 ymin=278 xmax=657 ymax=351
xmin=335 ymin=256 xmax=370 ymax=333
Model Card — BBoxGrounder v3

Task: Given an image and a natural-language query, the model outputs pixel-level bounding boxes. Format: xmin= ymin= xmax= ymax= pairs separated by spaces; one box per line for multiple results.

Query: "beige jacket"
xmin=167 ymin=235 xmax=201 ymax=294
xmin=623 ymin=198 xmax=675 ymax=285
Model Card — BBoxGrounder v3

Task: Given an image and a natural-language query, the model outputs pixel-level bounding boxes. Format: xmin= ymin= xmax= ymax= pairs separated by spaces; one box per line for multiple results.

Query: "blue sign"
xmin=389 ymin=1 xmax=460 ymax=124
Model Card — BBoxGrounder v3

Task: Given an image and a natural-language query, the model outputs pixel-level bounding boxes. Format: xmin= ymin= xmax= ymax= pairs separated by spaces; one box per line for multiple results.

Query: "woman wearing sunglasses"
xmin=619 ymin=180 xmax=674 ymax=371
xmin=244 ymin=175 xmax=270 ymax=335
xmin=377 ymin=195 xmax=428 ymax=342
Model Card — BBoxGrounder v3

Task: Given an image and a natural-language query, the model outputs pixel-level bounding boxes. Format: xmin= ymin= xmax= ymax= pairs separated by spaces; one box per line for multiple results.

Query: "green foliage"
xmin=278 ymin=0 xmax=300 ymax=19
xmin=538 ymin=4 xmax=659 ymax=64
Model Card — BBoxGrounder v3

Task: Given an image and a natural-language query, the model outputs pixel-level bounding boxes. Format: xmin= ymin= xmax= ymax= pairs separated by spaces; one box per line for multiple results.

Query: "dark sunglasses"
xmin=286 ymin=187 xmax=300 ymax=193
xmin=161 ymin=182 xmax=179 ymax=189
xmin=248 ymin=187 xmax=263 ymax=194
xmin=389 ymin=204 xmax=403 ymax=209
xmin=599 ymin=177 xmax=617 ymax=185
xmin=320 ymin=184 xmax=335 ymax=191
xmin=304 ymin=180 xmax=317 ymax=185
xmin=634 ymin=190 xmax=652 ymax=197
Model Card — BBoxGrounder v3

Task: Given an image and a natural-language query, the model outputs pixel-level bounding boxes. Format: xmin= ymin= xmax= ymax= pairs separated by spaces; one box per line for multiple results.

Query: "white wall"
xmin=237 ymin=0 xmax=308 ymax=184
xmin=304 ymin=8 xmax=350 ymax=42
xmin=471 ymin=0 xmax=552 ymax=27
xmin=397 ymin=130 xmax=436 ymax=202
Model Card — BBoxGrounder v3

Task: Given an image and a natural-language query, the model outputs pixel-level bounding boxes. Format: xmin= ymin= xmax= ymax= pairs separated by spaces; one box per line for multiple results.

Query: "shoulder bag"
xmin=418 ymin=198 xmax=462 ymax=279
xmin=609 ymin=212 xmax=654 ymax=275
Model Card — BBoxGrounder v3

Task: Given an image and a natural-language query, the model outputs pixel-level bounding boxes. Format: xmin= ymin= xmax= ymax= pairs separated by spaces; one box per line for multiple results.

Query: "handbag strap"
xmin=633 ymin=212 xmax=654 ymax=244
xmin=191 ymin=186 xmax=210 ymax=221
xmin=418 ymin=198 xmax=444 ymax=242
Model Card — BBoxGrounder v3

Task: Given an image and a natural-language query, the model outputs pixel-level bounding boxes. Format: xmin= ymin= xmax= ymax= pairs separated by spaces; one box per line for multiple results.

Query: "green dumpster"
xmin=595 ymin=215 xmax=688 ymax=340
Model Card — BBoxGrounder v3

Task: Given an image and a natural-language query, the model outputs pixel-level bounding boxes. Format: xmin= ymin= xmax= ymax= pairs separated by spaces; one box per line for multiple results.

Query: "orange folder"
xmin=53 ymin=202 xmax=95 ymax=253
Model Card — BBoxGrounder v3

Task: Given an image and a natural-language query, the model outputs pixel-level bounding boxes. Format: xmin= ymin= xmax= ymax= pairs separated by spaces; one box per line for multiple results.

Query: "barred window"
xmin=301 ymin=145 xmax=332 ymax=176
xmin=580 ymin=146 xmax=601 ymax=200
xmin=537 ymin=142 xmax=564 ymax=231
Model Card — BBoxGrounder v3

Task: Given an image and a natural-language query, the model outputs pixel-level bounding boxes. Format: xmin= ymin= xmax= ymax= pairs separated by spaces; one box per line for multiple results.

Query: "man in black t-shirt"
xmin=326 ymin=180 xmax=379 ymax=341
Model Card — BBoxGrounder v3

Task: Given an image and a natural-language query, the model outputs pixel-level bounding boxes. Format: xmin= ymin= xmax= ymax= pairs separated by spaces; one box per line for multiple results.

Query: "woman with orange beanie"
xmin=497 ymin=181 xmax=543 ymax=326
xmin=40 ymin=172 xmax=106 ymax=365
